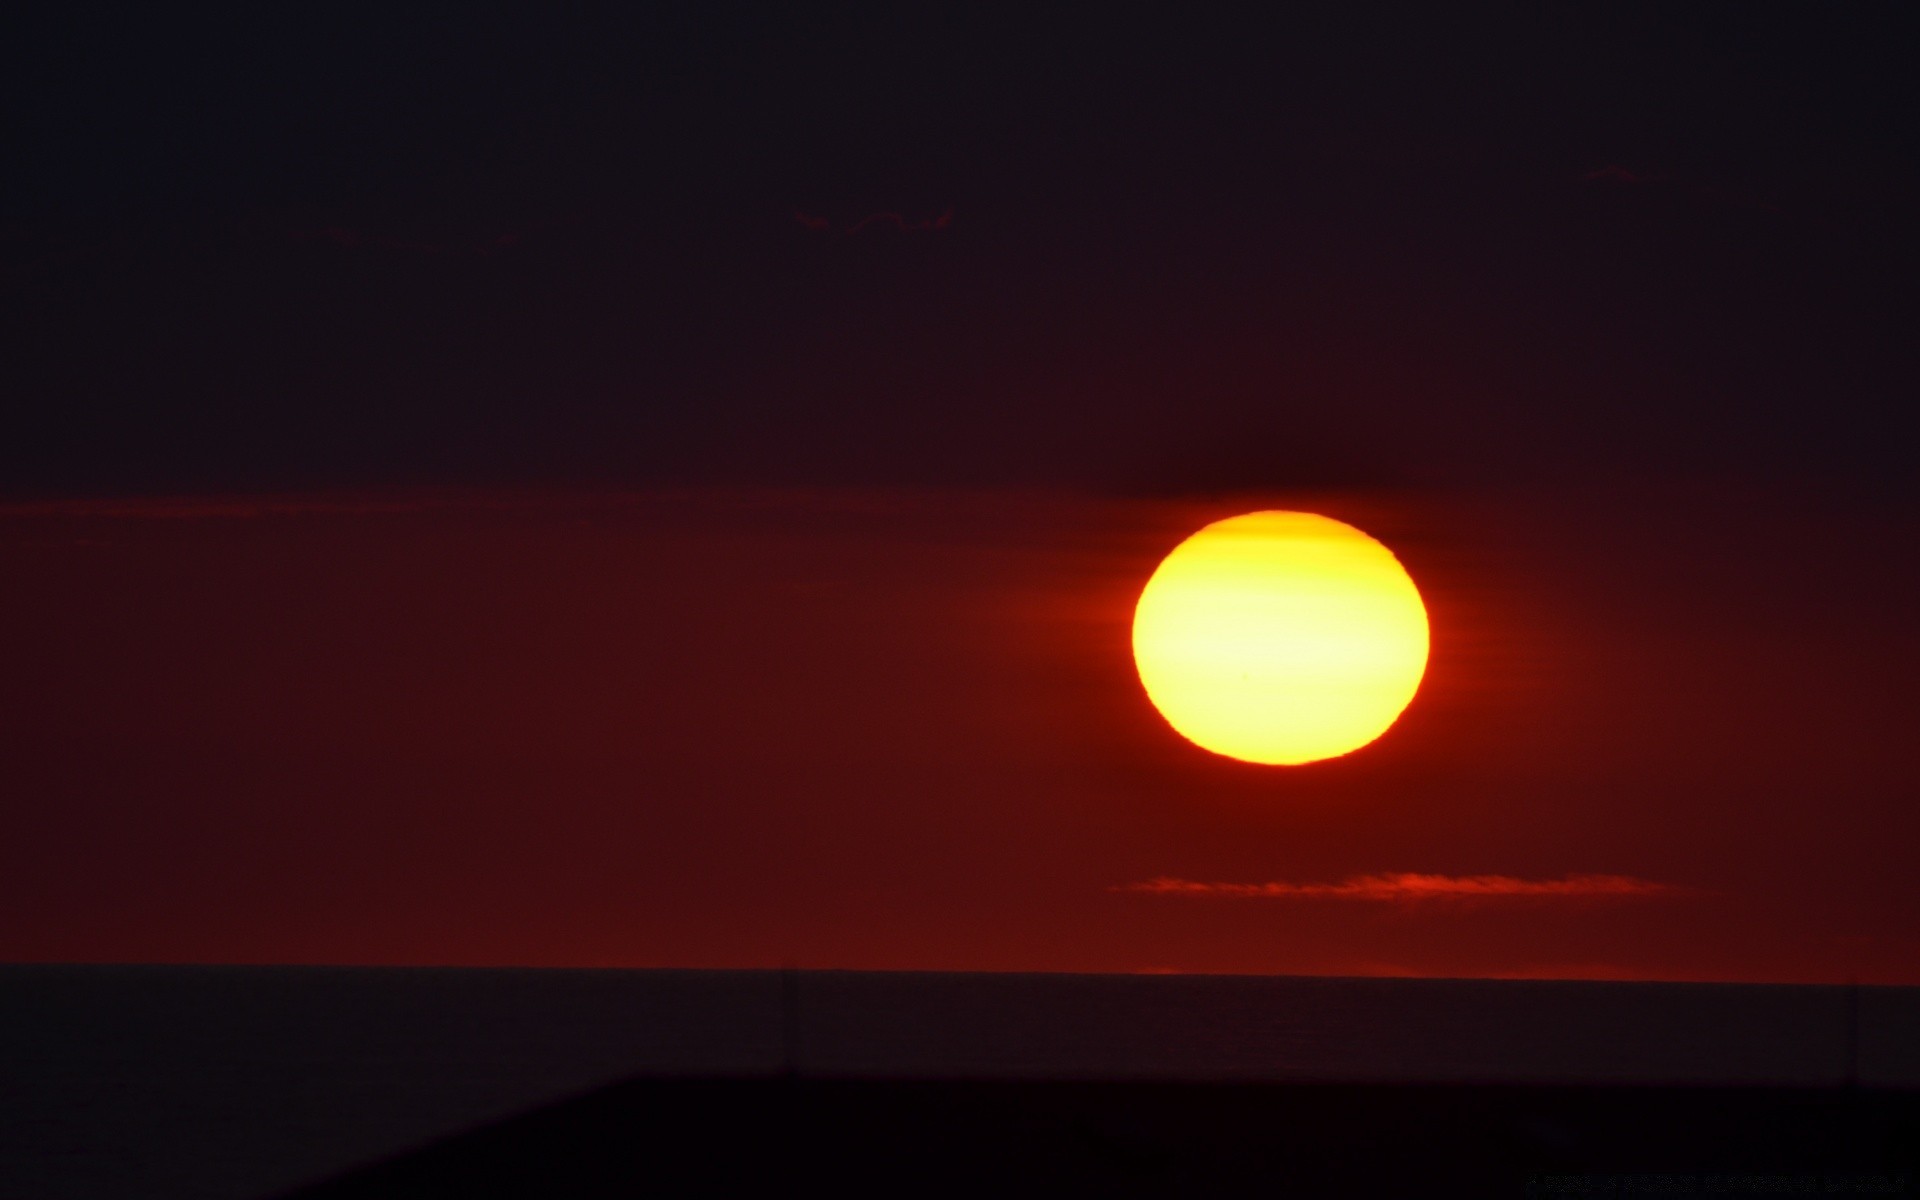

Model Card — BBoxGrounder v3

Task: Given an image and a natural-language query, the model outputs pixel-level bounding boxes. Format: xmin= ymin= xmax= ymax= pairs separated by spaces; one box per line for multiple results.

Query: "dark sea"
xmin=3 ymin=965 xmax=1916 ymax=1199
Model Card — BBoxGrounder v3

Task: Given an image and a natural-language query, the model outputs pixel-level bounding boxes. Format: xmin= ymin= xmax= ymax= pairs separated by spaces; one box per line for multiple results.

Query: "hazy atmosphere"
xmin=4 ymin=6 xmax=1917 ymax=984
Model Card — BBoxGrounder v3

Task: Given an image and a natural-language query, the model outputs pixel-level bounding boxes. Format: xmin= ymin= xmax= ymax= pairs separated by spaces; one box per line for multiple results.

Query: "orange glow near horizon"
xmin=1131 ymin=511 xmax=1430 ymax=765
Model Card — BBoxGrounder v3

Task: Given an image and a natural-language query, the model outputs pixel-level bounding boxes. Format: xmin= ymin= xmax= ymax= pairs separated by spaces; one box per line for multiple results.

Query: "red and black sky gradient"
xmin=2 ymin=7 xmax=1916 ymax=982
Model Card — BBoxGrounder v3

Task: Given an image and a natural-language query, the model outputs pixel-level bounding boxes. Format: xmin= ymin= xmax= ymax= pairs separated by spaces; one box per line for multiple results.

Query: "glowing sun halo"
xmin=1131 ymin=511 xmax=1430 ymax=765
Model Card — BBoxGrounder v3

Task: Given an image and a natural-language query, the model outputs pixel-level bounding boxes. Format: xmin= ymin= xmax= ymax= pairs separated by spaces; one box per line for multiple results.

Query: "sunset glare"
xmin=1131 ymin=511 xmax=1430 ymax=765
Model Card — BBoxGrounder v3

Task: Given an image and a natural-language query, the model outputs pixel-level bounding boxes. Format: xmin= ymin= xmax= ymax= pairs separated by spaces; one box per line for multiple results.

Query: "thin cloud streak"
xmin=0 ymin=492 xmax=545 ymax=520
xmin=1117 ymin=873 xmax=1685 ymax=902
xmin=845 ymin=208 xmax=953 ymax=234
xmin=795 ymin=209 xmax=954 ymax=234
xmin=0 ymin=484 xmax=1101 ymax=522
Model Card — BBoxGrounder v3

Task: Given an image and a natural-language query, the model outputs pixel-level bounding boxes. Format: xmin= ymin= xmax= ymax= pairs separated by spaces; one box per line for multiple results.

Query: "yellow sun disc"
xmin=1131 ymin=511 xmax=1429 ymax=765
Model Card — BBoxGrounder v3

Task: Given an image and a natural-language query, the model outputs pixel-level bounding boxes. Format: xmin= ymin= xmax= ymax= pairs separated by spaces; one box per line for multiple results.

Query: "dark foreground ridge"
xmin=8 ymin=967 xmax=1917 ymax=1196
xmin=286 ymin=1077 xmax=1919 ymax=1198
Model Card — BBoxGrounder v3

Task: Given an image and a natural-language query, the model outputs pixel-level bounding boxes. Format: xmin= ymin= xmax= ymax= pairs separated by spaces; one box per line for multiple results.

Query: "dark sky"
xmin=2 ymin=6 xmax=1916 ymax=981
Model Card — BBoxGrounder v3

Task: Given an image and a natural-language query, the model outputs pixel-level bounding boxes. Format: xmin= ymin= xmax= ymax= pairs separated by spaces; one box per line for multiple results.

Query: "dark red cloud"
xmin=796 ymin=209 xmax=953 ymax=234
xmin=0 ymin=491 xmax=528 ymax=520
xmin=1118 ymin=873 xmax=1685 ymax=903
xmin=289 ymin=227 xmax=524 ymax=256
xmin=1579 ymin=165 xmax=1782 ymax=214
xmin=0 ymin=487 xmax=949 ymax=522
xmin=846 ymin=208 xmax=952 ymax=233
xmin=1582 ymin=164 xmax=1662 ymax=185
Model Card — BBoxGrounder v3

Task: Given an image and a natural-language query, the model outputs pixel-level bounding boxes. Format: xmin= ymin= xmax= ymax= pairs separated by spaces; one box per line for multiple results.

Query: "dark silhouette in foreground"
xmin=285 ymin=1076 xmax=1918 ymax=1198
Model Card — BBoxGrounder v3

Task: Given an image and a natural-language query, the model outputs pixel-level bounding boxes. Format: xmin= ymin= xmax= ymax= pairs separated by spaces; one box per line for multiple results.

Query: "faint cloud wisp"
xmin=1116 ymin=873 xmax=1684 ymax=903
xmin=795 ymin=209 xmax=954 ymax=234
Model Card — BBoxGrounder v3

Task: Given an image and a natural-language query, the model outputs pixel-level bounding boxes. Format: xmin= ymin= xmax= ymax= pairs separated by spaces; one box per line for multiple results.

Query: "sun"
xmin=1131 ymin=511 xmax=1429 ymax=765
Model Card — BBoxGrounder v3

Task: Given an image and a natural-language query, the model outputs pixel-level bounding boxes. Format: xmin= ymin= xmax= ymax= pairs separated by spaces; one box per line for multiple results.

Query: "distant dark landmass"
xmin=3 ymin=965 xmax=1917 ymax=1198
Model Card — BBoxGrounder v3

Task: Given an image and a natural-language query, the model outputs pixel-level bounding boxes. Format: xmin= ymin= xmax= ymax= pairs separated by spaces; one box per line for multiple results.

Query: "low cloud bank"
xmin=1117 ymin=873 xmax=1682 ymax=902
